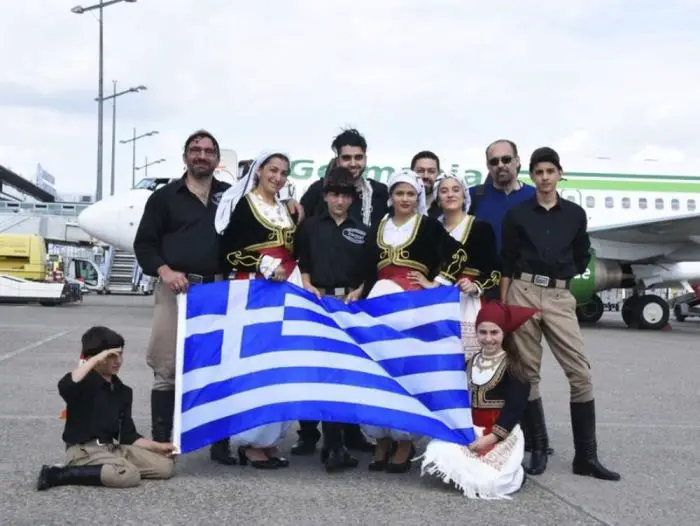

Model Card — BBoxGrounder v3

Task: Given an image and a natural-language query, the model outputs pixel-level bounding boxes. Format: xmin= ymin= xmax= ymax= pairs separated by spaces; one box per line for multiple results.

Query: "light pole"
xmin=70 ymin=0 xmax=138 ymax=202
xmin=99 ymin=81 xmax=147 ymax=196
xmin=120 ymin=129 xmax=159 ymax=187
xmin=135 ymin=157 xmax=166 ymax=177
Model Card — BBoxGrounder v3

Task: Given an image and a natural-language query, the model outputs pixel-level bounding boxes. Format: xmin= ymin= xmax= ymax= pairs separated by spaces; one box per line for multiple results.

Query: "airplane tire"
xmin=636 ymin=295 xmax=670 ymax=330
xmin=621 ymin=296 xmax=639 ymax=327
xmin=576 ymin=295 xmax=604 ymax=324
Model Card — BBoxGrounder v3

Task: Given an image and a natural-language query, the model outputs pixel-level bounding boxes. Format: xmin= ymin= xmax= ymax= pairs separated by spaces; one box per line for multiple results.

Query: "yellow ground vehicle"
xmin=0 ymin=234 xmax=48 ymax=281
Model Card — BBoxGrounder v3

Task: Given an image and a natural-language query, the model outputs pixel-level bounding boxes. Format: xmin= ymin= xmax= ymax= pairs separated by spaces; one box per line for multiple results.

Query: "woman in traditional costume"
xmin=433 ymin=173 xmax=501 ymax=359
xmin=419 ymin=301 xmax=538 ymax=499
xmin=213 ymin=150 xmax=301 ymax=469
xmin=361 ymin=169 xmax=470 ymax=473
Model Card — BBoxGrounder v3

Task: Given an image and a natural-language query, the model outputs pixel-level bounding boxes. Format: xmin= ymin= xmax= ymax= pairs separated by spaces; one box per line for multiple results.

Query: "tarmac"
xmin=1 ymin=294 xmax=698 ymax=526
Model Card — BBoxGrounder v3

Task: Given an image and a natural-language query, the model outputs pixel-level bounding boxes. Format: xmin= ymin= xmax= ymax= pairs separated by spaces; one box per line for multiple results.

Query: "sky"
xmin=1 ymin=0 xmax=700 ymax=197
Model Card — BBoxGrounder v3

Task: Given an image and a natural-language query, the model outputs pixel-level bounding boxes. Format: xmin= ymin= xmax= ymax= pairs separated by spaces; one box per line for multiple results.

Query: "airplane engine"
xmin=570 ymin=252 xmax=635 ymax=304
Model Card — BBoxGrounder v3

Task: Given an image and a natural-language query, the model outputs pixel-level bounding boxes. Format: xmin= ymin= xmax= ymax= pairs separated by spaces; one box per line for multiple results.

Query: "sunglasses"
xmin=488 ymin=155 xmax=513 ymax=166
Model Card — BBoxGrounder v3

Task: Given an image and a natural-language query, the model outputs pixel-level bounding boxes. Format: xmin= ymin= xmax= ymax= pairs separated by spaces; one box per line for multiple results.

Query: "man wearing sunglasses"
xmin=468 ymin=139 xmax=536 ymax=255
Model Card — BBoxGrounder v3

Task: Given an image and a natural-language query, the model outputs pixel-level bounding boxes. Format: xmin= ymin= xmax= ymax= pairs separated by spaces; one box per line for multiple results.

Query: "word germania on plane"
xmin=77 ymin=148 xmax=700 ymax=331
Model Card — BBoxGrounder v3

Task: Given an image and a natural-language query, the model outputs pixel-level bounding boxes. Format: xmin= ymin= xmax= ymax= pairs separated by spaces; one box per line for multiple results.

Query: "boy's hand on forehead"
xmin=95 ymin=348 xmax=122 ymax=362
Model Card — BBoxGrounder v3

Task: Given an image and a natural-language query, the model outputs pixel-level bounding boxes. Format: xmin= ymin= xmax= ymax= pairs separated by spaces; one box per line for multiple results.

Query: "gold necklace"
xmin=475 ymin=350 xmax=505 ymax=372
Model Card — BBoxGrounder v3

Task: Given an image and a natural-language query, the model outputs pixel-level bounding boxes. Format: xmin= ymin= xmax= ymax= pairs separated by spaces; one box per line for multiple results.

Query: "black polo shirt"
xmin=296 ymin=210 xmax=372 ymax=290
xmin=58 ymin=370 xmax=141 ymax=447
xmin=133 ymin=175 xmax=231 ymax=277
xmin=501 ymin=195 xmax=591 ymax=280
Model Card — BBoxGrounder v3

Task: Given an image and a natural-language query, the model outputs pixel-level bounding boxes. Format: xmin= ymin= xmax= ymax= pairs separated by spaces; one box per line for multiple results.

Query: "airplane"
xmin=77 ymin=148 xmax=700 ymax=331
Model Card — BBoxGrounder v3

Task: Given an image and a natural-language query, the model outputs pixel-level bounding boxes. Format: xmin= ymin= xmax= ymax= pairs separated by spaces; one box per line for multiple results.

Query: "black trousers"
xmin=297 ymin=420 xmax=364 ymax=448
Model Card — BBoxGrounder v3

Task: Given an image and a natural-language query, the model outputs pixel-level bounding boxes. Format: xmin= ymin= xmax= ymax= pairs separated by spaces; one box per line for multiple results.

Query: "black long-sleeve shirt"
xmin=296 ymin=210 xmax=373 ymax=290
xmin=58 ymin=370 xmax=141 ymax=447
xmin=501 ymin=195 xmax=591 ymax=280
xmin=133 ymin=175 xmax=231 ymax=277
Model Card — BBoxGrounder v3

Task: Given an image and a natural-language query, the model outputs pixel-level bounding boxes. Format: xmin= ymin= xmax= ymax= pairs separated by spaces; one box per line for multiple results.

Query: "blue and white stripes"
xmin=173 ymin=279 xmax=475 ymax=454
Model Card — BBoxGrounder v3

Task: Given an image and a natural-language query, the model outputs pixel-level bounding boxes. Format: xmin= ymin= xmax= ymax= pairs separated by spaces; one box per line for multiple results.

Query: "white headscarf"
xmin=432 ymin=172 xmax=472 ymax=213
xmin=214 ymin=149 xmax=290 ymax=234
xmin=387 ymin=169 xmax=428 ymax=216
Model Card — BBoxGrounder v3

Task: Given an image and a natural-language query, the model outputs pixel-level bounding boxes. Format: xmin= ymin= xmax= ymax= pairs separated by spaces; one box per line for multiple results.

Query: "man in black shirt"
xmin=500 ymin=147 xmax=620 ymax=482
xmin=133 ymin=130 xmax=238 ymax=465
xmin=292 ymin=166 xmax=375 ymax=470
xmin=37 ymin=326 xmax=175 ymax=490
xmin=410 ymin=150 xmax=442 ymax=218
xmin=300 ymin=128 xmax=389 ymax=228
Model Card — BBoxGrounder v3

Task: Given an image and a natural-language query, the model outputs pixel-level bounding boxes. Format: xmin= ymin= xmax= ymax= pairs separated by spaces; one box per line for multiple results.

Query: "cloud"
xmin=1 ymin=0 xmax=700 ymax=198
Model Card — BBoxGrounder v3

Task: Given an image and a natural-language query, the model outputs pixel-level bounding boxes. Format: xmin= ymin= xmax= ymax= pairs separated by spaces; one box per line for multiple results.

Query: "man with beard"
xmin=300 ymin=128 xmax=389 ymax=228
xmin=133 ymin=130 xmax=238 ymax=466
xmin=410 ymin=150 xmax=442 ymax=218
xmin=468 ymin=139 xmax=535 ymax=255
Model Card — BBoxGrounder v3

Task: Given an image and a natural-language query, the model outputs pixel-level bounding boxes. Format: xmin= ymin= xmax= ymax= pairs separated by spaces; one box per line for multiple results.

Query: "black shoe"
xmin=522 ymin=398 xmax=550 ymax=475
xmin=291 ymin=439 xmax=317 ymax=456
xmin=343 ymin=424 xmax=375 ymax=453
xmin=237 ymin=447 xmax=279 ymax=469
xmin=210 ymin=439 xmax=237 ymax=465
xmin=151 ymin=390 xmax=175 ymax=443
xmin=324 ymin=447 xmax=359 ymax=473
xmin=570 ymin=400 xmax=621 ymax=481
xmin=37 ymin=464 xmax=103 ymax=491
xmin=386 ymin=443 xmax=415 ymax=474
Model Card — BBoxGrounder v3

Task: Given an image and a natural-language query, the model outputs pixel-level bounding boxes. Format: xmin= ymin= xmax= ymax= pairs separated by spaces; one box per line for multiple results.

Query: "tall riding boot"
xmin=523 ymin=400 xmax=554 ymax=454
xmin=151 ymin=390 xmax=175 ymax=443
xmin=570 ymin=400 xmax=621 ymax=481
xmin=523 ymin=398 xmax=550 ymax=475
xmin=210 ymin=438 xmax=238 ymax=465
xmin=37 ymin=465 xmax=104 ymax=491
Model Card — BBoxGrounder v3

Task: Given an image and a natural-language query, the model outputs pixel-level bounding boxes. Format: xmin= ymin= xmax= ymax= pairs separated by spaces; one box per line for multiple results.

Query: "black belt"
xmin=515 ymin=272 xmax=570 ymax=289
xmin=186 ymin=273 xmax=217 ymax=284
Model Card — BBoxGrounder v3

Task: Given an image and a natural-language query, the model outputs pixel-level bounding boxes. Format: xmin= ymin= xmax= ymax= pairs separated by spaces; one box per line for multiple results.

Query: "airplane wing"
xmin=588 ymin=212 xmax=700 ymax=244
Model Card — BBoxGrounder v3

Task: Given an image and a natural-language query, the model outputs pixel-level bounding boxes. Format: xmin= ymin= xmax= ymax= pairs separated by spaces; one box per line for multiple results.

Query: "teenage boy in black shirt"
xmin=37 ymin=326 xmax=176 ymax=490
xmin=292 ymin=166 xmax=376 ymax=471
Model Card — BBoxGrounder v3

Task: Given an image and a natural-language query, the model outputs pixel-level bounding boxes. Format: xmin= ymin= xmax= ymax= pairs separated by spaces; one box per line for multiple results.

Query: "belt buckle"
xmin=188 ymin=273 xmax=203 ymax=284
xmin=533 ymin=274 xmax=550 ymax=287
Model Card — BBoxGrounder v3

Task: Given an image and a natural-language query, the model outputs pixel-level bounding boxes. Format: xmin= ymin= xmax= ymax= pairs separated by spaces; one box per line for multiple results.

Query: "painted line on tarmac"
xmin=0 ymin=330 xmax=72 ymax=363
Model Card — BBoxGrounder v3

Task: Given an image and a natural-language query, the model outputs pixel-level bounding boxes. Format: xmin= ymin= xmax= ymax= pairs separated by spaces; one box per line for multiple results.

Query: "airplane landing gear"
xmin=621 ymin=294 xmax=670 ymax=330
xmin=576 ymin=295 xmax=604 ymax=324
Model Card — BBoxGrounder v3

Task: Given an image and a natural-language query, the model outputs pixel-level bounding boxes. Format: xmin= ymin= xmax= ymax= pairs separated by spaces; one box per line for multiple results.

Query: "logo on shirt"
xmin=211 ymin=191 xmax=224 ymax=205
xmin=342 ymin=227 xmax=366 ymax=244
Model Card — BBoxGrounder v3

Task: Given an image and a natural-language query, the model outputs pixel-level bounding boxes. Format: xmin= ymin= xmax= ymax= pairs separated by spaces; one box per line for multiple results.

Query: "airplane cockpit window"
xmin=622 ymin=197 xmax=631 ymax=209
xmin=639 ymin=198 xmax=648 ymax=209
xmin=689 ymin=199 xmax=697 ymax=212
xmin=585 ymin=196 xmax=595 ymax=208
xmin=134 ymin=178 xmax=157 ymax=190
xmin=605 ymin=196 xmax=614 ymax=208
xmin=671 ymin=199 xmax=680 ymax=211
xmin=655 ymin=198 xmax=664 ymax=210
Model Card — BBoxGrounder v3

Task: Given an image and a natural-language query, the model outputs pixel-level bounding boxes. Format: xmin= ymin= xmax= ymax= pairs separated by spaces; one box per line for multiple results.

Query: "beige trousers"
xmin=65 ymin=441 xmax=174 ymax=488
xmin=146 ymin=281 xmax=178 ymax=391
xmin=507 ymin=279 xmax=594 ymax=403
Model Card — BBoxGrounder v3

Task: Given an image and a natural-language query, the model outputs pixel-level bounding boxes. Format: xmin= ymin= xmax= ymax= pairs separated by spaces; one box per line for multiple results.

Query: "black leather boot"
xmin=210 ymin=439 xmax=238 ymax=465
xmin=324 ymin=446 xmax=359 ymax=473
xmin=37 ymin=465 xmax=103 ymax=491
xmin=343 ymin=423 xmax=374 ymax=453
xmin=522 ymin=400 xmax=554 ymax=455
xmin=570 ymin=400 xmax=621 ymax=481
xmin=291 ymin=421 xmax=320 ymax=455
xmin=522 ymin=398 xmax=550 ymax=475
xmin=151 ymin=390 xmax=175 ymax=443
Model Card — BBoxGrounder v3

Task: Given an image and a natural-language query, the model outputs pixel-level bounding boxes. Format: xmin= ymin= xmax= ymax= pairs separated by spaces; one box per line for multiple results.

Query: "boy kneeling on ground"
xmin=37 ymin=326 xmax=176 ymax=490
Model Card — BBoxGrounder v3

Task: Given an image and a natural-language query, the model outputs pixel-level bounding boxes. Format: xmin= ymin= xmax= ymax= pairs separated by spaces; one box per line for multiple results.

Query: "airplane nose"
xmin=78 ymin=199 xmax=111 ymax=240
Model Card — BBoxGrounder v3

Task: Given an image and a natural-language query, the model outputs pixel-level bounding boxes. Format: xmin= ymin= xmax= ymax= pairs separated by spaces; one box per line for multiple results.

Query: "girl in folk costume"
xmin=419 ymin=301 xmax=538 ymax=499
xmin=433 ymin=174 xmax=501 ymax=359
xmin=214 ymin=150 xmax=301 ymax=469
xmin=361 ymin=169 xmax=470 ymax=473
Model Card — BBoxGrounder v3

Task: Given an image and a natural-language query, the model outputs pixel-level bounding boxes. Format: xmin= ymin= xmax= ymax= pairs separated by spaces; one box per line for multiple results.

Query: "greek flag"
xmin=173 ymin=280 xmax=475 ymax=454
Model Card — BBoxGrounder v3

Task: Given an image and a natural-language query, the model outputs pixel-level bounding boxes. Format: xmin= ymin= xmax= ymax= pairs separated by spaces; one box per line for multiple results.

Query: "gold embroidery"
xmin=376 ymin=215 xmax=428 ymax=274
xmin=466 ymin=356 xmax=508 ymax=409
xmin=475 ymin=270 xmax=502 ymax=291
xmin=440 ymin=247 xmax=468 ymax=282
xmin=242 ymin=194 xmax=296 ymax=252
xmin=226 ymin=250 xmax=262 ymax=270
xmin=492 ymin=425 xmax=509 ymax=440
xmin=459 ymin=215 xmax=476 ymax=244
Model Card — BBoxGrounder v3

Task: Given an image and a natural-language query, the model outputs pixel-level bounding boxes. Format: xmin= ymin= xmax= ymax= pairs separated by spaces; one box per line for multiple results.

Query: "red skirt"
xmin=232 ymin=246 xmax=296 ymax=280
xmin=472 ymin=407 xmax=501 ymax=455
xmin=377 ymin=264 xmax=423 ymax=291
